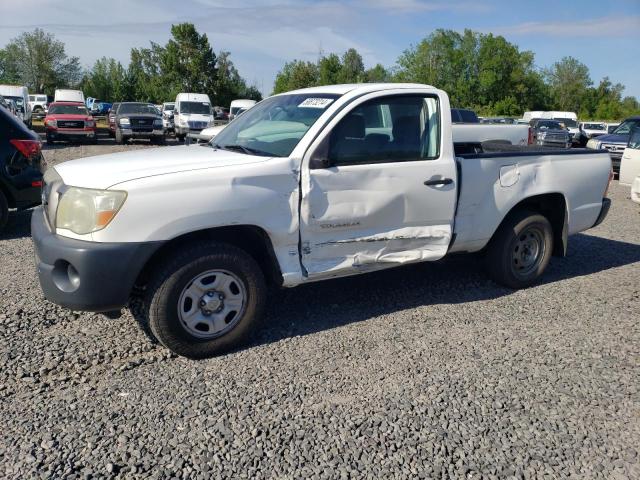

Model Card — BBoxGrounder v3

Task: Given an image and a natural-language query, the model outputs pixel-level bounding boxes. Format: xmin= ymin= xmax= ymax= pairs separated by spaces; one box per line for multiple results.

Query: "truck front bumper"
xmin=120 ymin=128 xmax=164 ymax=139
xmin=31 ymin=207 xmax=163 ymax=312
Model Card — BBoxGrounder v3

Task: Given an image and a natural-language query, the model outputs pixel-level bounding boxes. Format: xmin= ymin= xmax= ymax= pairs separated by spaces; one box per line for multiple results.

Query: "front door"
xmin=299 ymin=93 xmax=458 ymax=279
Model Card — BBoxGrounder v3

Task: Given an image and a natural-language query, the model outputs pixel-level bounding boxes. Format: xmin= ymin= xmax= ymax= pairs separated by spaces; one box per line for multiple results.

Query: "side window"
xmin=328 ymin=95 xmax=440 ymax=166
xmin=629 ymin=127 xmax=640 ymax=150
xmin=460 ymin=109 xmax=478 ymax=123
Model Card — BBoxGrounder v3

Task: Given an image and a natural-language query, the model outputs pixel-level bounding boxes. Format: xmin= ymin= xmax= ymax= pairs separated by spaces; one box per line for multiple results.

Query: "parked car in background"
xmin=0 ymin=105 xmax=44 ymax=231
xmin=480 ymin=117 xmax=516 ymax=124
xmin=29 ymin=94 xmax=49 ymax=115
xmin=3 ymin=98 xmax=19 ymax=117
xmin=86 ymin=97 xmax=112 ymax=116
xmin=54 ymin=89 xmax=85 ymax=104
xmin=174 ymin=93 xmax=214 ymax=141
xmin=450 ymin=108 xmax=479 ymax=123
xmin=620 ymin=127 xmax=640 ymax=187
xmin=229 ymin=99 xmax=256 ymax=120
xmin=44 ymin=102 xmax=97 ymax=145
xmin=587 ymin=116 xmax=640 ymax=172
xmin=0 ymin=85 xmax=32 ymax=127
xmin=108 ymin=103 xmax=120 ymax=138
xmin=32 ymin=83 xmax=612 ymax=358
xmin=113 ymin=102 xmax=165 ymax=144
xmin=213 ymin=107 xmax=229 ymax=121
xmin=531 ymin=119 xmax=571 ymax=149
xmin=161 ymin=102 xmax=175 ymax=133
xmin=580 ymin=122 xmax=607 ymax=139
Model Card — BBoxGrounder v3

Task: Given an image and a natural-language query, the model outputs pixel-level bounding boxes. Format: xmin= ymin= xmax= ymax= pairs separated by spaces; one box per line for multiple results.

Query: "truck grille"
xmin=130 ymin=117 xmax=156 ymax=132
xmin=188 ymin=120 xmax=208 ymax=130
xmin=601 ymin=144 xmax=625 ymax=158
xmin=58 ymin=120 xmax=84 ymax=129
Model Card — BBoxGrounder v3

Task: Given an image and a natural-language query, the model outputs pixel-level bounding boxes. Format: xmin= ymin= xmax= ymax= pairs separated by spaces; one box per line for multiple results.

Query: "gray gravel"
xmin=1 ymin=137 xmax=639 ymax=479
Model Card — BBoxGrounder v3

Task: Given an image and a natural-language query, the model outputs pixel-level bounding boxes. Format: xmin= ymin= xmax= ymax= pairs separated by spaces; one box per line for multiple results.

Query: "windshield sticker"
xmin=298 ymin=98 xmax=334 ymax=109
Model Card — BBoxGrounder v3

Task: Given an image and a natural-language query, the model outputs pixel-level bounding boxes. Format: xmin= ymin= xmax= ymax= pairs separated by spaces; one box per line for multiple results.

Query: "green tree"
xmin=0 ymin=28 xmax=81 ymax=94
xmin=364 ymin=64 xmax=389 ymax=83
xmin=544 ymin=56 xmax=591 ymax=113
xmin=338 ymin=48 xmax=365 ymax=83
xmin=273 ymin=60 xmax=318 ymax=94
xmin=318 ymin=53 xmax=341 ymax=85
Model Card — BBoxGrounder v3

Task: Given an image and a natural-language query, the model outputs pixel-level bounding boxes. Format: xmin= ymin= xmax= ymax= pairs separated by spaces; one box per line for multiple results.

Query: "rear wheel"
xmin=485 ymin=210 xmax=553 ymax=289
xmin=0 ymin=190 xmax=8 ymax=231
xmin=145 ymin=242 xmax=266 ymax=359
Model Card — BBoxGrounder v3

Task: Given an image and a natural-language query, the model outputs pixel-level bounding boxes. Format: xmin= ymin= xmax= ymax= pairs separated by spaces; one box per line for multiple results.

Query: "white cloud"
xmin=491 ymin=15 xmax=640 ymax=37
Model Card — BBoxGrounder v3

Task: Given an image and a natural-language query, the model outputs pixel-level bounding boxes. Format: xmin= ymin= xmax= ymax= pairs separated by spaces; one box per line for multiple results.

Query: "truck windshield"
xmin=212 ymin=93 xmax=340 ymax=157
xmin=555 ymin=118 xmax=577 ymax=128
xmin=49 ymin=104 xmax=89 ymax=115
xmin=613 ymin=119 xmax=640 ymax=135
xmin=118 ymin=103 xmax=158 ymax=115
xmin=180 ymin=102 xmax=211 ymax=114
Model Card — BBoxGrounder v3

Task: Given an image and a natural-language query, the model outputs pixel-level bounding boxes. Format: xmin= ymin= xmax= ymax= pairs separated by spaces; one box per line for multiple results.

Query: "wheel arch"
xmin=490 ymin=192 xmax=568 ymax=257
xmin=135 ymin=224 xmax=284 ymax=290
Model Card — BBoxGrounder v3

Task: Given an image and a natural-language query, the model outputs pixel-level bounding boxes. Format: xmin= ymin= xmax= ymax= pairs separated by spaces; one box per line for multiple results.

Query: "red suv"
xmin=44 ymin=102 xmax=97 ymax=144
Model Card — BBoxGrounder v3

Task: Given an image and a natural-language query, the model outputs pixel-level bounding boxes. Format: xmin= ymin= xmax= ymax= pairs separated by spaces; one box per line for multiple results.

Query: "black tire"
xmin=145 ymin=242 xmax=266 ymax=359
xmin=115 ymin=129 xmax=125 ymax=145
xmin=485 ymin=210 xmax=553 ymax=289
xmin=152 ymin=135 xmax=166 ymax=145
xmin=176 ymin=134 xmax=185 ymax=142
xmin=46 ymin=135 xmax=54 ymax=145
xmin=0 ymin=190 xmax=8 ymax=231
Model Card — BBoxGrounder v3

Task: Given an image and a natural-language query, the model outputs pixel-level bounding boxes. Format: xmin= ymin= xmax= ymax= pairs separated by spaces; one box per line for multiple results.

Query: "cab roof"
xmin=284 ymin=83 xmax=436 ymax=96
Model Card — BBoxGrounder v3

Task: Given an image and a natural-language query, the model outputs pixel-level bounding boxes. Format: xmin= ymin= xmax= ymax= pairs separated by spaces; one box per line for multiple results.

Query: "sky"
xmin=1 ymin=0 xmax=639 ymax=98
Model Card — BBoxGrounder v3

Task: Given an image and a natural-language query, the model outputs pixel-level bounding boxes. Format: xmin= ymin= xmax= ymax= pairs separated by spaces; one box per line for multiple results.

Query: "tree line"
xmin=0 ymin=24 xmax=262 ymax=107
xmin=274 ymin=29 xmax=639 ymax=121
xmin=1 ymin=26 xmax=638 ymax=119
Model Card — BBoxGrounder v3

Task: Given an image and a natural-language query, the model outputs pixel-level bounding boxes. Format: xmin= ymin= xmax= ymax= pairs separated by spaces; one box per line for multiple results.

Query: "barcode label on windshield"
xmin=298 ymin=98 xmax=334 ymax=109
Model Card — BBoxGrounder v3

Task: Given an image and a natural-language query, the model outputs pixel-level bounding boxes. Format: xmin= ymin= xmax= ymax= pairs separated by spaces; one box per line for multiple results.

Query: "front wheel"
xmin=485 ymin=210 xmax=553 ymax=289
xmin=145 ymin=242 xmax=266 ymax=359
xmin=115 ymin=129 xmax=125 ymax=145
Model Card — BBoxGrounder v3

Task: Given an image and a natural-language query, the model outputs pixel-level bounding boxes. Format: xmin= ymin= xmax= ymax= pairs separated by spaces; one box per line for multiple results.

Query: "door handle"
xmin=424 ymin=178 xmax=453 ymax=186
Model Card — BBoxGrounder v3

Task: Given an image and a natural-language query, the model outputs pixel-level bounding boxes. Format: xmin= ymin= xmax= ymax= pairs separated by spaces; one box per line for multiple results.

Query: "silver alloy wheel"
xmin=511 ymin=226 xmax=546 ymax=278
xmin=177 ymin=269 xmax=247 ymax=339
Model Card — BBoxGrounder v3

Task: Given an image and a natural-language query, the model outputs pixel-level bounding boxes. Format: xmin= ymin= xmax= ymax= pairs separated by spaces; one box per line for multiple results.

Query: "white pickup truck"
xmin=33 ymin=83 xmax=612 ymax=358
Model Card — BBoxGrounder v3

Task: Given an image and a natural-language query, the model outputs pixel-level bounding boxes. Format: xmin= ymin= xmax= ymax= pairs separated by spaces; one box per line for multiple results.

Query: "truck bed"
xmin=450 ymin=148 xmax=612 ymax=253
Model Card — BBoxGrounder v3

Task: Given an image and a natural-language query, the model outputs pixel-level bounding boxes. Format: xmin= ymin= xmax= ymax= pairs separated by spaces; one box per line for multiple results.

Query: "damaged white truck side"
xmin=33 ymin=84 xmax=613 ymax=358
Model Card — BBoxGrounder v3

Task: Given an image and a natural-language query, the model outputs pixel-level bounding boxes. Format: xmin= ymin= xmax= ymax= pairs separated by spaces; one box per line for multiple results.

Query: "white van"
xmin=54 ymin=89 xmax=85 ymax=104
xmin=0 ymin=85 xmax=31 ymax=126
xmin=174 ymin=93 xmax=214 ymax=141
xmin=229 ymin=99 xmax=256 ymax=120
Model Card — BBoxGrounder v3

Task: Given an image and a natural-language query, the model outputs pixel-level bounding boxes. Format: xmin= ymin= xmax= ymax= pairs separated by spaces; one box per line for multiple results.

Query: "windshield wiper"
xmin=212 ymin=144 xmax=277 ymax=157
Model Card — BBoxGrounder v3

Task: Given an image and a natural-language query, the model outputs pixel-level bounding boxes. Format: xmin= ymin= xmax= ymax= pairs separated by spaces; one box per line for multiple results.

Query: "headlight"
xmin=45 ymin=119 xmax=57 ymax=128
xmin=586 ymin=139 xmax=601 ymax=149
xmin=154 ymin=119 xmax=163 ymax=127
xmin=119 ymin=117 xmax=130 ymax=126
xmin=179 ymin=117 xmax=188 ymax=126
xmin=85 ymin=120 xmax=95 ymax=128
xmin=57 ymin=187 xmax=127 ymax=235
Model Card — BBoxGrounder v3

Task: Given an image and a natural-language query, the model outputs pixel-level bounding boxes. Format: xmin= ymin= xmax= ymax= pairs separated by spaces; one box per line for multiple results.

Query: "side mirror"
xmin=309 ymin=136 xmax=332 ymax=169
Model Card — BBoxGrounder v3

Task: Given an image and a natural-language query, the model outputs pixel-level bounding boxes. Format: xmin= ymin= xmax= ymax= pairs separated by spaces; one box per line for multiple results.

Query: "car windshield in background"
xmin=584 ymin=123 xmax=605 ymax=130
xmin=212 ymin=93 xmax=341 ymax=158
xmin=180 ymin=102 xmax=211 ymax=114
xmin=613 ymin=119 xmax=640 ymax=135
xmin=537 ymin=121 xmax=562 ymax=129
xmin=164 ymin=104 xmax=175 ymax=111
xmin=49 ymin=105 xmax=89 ymax=115
xmin=118 ymin=103 xmax=158 ymax=115
xmin=556 ymin=118 xmax=577 ymax=128
xmin=6 ymin=96 xmax=24 ymax=109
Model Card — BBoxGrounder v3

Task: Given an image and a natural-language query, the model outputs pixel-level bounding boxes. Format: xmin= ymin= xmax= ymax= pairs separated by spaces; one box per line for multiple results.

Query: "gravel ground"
xmin=1 ymin=137 xmax=639 ymax=479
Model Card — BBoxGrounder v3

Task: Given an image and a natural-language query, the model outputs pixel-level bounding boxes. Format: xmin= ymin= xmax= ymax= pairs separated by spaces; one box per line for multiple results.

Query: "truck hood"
xmin=54 ymin=145 xmax=268 ymax=189
xmin=593 ymin=133 xmax=628 ymax=144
